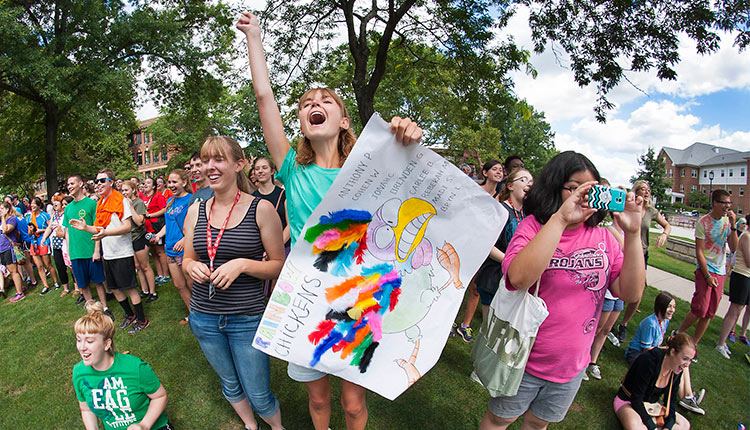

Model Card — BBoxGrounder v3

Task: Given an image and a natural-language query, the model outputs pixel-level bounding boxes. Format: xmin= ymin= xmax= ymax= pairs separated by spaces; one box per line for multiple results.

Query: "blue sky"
xmin=503 ymin=7 xmax=750 ymax=187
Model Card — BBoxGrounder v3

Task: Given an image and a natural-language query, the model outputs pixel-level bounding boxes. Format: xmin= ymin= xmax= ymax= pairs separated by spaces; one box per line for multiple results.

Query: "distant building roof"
xmin=701 ymin=151 xmax=750 ymax=167
xmin=661 ymin=142 xmax=741 ymax=167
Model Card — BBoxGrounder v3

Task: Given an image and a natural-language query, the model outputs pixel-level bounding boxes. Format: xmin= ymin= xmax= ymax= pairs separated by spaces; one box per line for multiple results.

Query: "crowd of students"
xmin=2 ymin=11 xmax=747 ymax=430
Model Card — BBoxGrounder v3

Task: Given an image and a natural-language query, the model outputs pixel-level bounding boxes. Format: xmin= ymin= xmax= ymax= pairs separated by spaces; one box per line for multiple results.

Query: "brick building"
xmin=128 ymin=117 xmax=177 ymax=177
xmin=659 ymin=142 xmax=750 ymax=214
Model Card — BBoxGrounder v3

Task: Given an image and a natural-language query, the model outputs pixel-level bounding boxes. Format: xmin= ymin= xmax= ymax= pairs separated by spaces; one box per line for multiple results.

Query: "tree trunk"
xmin=45 ymin=102 xmax=60 ymax=201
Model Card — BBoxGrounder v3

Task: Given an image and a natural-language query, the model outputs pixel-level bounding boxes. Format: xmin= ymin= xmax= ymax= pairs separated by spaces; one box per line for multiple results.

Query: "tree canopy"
xmin=631 ymin=147 xmax=669 ymax=204
xmin=0 ymin=0 xmax=234 ymax=198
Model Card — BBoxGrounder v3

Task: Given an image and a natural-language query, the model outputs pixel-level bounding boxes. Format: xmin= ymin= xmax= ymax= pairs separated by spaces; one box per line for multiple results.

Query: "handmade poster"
xmin=253 ymin=114 xmax=507 ymax=400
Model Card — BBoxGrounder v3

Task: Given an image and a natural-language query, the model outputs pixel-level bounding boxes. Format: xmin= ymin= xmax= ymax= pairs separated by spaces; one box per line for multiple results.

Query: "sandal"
xmin=178 ymin=316 xmax=189 ymax=325
xmin=60 ymin=289 xmax=70 ymax=297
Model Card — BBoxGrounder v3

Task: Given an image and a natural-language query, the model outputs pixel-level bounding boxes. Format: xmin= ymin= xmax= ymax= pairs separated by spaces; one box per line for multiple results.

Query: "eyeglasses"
xmin=512 ymin=177 xmax=533 ymax=185
xmin=94 ymin=178 xmax=112 ymax=185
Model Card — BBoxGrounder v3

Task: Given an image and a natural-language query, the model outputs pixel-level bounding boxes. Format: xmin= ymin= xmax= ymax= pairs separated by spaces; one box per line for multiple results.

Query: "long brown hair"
xmin=295 ymin=88 xmax=357 ymax=167
xmin=201 ymin=136 xmax=252 ymax=194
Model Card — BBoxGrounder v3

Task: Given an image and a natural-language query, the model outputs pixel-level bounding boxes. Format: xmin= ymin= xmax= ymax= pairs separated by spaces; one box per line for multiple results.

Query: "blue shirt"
xmin=626 ymin=314 xmax=669 ymax=355
xmin=15 ymin=215 xmax=32 ymax=243
xmin=26 ymin=211 xmax=51 ymax=246
xmin=165 ymin=194 xmax=192 ymax=257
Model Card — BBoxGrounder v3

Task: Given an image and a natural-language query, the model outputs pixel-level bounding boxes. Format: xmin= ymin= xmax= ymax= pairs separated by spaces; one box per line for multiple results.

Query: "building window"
xmin=721 ymin=169 xmax=725 ymax=177
xmin=730 ymin=168 xmax=733 ymax=177
xmin=740 ymin=187 xmax=744 ymax=197
xmin=680 ymin=168 xmax=685 ymax=177
xmin=728 ymin=187 xmax=732 ymax=195
xmin=669 ymin=169 xmax=673 ymax=178
xmin=703 ymin=171 xmax=707 ymax=178
xmin=691 ymin=185 xmax=696 ymax=191
xmin=137 ymin=151 xmax=142 ymax=165
xmin=680 ymin=184 xmax=684 ymax=192
xmin=742 ymin=168 xmax=746 ymax=177
xmin=691 ymin=169 xmax=697 ymax=178
xmin=162 ymin=151 xmax=168 ymax=162
xmin=136 ymin=134 xmax=142 ymax=146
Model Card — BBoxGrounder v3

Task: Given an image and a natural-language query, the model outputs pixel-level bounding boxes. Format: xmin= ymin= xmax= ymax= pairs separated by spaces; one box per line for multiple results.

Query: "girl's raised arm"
xmin=237 ymin=12 xmax=290 ymax=170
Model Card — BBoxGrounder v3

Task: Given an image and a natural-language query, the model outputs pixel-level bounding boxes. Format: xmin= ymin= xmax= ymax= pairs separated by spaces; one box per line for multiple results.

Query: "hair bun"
xmin=84 ymin=300 xmax=104 ymax=315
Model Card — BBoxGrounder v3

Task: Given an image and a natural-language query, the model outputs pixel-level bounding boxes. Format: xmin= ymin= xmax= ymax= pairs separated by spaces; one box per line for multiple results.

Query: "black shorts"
xmin=0 ymin=249 xmax=16 ymax=266
xmin=729 ymin=272 xmax=750 ymax=306
xmin=133 ymin=236 xmax=148 ymax=252
xmin=102 ymin=257 xmax=138 ymax=291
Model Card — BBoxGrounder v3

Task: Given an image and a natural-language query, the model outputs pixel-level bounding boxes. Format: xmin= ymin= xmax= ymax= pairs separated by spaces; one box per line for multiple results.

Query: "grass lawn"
xmin=1 ymin=279 xmax=748 ymax=429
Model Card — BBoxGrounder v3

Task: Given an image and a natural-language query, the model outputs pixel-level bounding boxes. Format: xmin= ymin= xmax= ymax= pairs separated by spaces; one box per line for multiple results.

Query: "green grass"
xmin=1 ymin=279 xmax=748 ymax=429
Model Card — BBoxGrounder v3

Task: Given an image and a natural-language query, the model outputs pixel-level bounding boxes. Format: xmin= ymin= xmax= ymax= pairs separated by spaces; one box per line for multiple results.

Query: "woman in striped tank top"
xmin=182 ymin=136 xmax=285 ymax=430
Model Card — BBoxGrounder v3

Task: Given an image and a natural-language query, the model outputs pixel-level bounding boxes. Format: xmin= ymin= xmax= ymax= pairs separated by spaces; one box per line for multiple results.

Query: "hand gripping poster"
xmin=253 ymin=114 xmax=507 ymax=400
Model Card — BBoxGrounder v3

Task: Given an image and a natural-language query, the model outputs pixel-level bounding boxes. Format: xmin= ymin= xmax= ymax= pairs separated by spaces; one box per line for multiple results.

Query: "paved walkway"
xmin=647 ymin=265 xmax=739 ymax=328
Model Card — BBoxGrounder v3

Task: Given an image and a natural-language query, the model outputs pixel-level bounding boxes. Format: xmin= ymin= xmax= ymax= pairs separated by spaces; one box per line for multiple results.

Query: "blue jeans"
xmin=189 ymin=310 xmax=280 ymax=417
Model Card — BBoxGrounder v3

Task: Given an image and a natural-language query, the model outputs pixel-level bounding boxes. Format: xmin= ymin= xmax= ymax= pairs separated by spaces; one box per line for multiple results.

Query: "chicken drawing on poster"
xmin=253 ymin=114 xmax=506 ymax=400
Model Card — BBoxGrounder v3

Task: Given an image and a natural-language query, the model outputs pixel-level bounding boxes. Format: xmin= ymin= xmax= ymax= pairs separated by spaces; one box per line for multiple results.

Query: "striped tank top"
xmin=190 ymin=197 xmax=265 ymax=315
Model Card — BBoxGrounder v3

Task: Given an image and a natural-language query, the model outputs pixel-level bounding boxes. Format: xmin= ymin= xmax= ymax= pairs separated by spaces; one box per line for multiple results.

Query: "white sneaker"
xmin=470 ymin=370 xmax=484 ymax=387
xmin=694 ymin=388 xmax=706 ymax=405
xmin=587 ymin=363 xmax=602 ymax=380
xmin=715 ymin=344 xmax=731 ymax=359
xmin=679 ymin=396 xmax=705 ymax=415
xmin=582 ymin=371 xmax=589 ymax=381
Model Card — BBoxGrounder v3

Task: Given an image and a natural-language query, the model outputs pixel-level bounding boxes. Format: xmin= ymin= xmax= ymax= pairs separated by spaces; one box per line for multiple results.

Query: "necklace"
xmin=206 ymin=190 xmax=242 ymax=299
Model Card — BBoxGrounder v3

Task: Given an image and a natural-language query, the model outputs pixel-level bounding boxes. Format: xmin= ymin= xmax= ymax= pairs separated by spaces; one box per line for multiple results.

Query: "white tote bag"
xmin=471 ymin=279 xmax=549 ymax=397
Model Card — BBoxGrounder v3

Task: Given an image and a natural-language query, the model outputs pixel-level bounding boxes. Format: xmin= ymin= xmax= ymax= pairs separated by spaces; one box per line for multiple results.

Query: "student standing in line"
xmin=41 ymin=194 xmax=72 ymax=296
xmin=71 ymin=169 xmax=149 ymax=334
xmin=27 ymin=197 xmax=60 ymax=294
xmin=239 ymin=12 xmax=422 ymax=430
xmin=182 ymin=137 xmax=285 ymax=430
xmin=121 ymin=180 xmax=158 ymax=302
xmin=154 ymin=169 xmax=193 ymax=324
xmin=143 ymin=177 xmax=170 ymax=285
xmin=64 ymin=174 xmax=112 ymax=317
xmin=189 ymin=151 xmax=215 ymax=207
xmin=0 ymin=202 xmax=25 ymax=301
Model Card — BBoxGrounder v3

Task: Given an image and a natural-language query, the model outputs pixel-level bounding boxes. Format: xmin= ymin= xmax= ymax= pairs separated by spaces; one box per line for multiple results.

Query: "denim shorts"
xmin=488 ymin=368 xmax=585 ymax=423
xmin=602 ymin=298 xmax=624 ymax=312
xmin=189 ymin=310 xmax=280 ymax=418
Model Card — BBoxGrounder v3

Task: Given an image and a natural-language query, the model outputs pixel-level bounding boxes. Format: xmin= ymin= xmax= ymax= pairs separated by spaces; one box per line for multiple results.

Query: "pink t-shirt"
xmin=502 ymin=215 xmax=623 ymax=383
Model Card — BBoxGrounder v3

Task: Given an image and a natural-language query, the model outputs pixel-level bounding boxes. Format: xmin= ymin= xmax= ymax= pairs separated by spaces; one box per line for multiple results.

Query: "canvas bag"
xmin=471 ymin=278 xmax=549 ymax=397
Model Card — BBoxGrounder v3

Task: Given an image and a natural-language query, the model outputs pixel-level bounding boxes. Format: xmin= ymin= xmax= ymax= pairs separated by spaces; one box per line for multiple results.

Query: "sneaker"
xmin=10 ymin=293 xmax=25 ymax=302
xmin=145 ymin=293 xmax=158 ymax=303
xmin=103 ymin=308 xmax=115 ymax=321
xmin=739 ymin=335 xmax=750 ymax=347
xmin=128 ymin=319 xmax=150 ymax=334
xmin=54 ymin=282 xmax=60 ymax=290
xmin=728 ymin=332 xmax=737 ymax=343
xmin=449 ymin=322 xmax=457 ymax=338
xmin=72 ymin=289 xmax=81 ymax=296
xmin=587 ymin=363 xmax=602 ymax=380
xmin=607 ymin=331 xmax=621 ymax=347
xmin=456 ymin=325 xmax=474 ymax=342
xmin=60 ymin=289 xmax=70 ymax=297
xmin=617 ymin=324 xmax=628 ymax=343
xmin=694 ymin=388 xmax=706 ymax=405
xmin=470 ymin=370 xmax=484 ymax=386
xmin=155 ymin=276 xmax=167 ymax=285
xmin=140 ymin=290 xmax=150 ymax=299
xmin=118 ymin=314 xmax=137 ymax=329
xmin=678 ymin=396 xmax=705 ymax=415
xmin=582 ymin=371 xmax=589 ymax=381
xmin=75 ymin=295 xmax=85 ymax=306
xmin=40 ymin=287 xmax=51 ymax=295
xmin=716 ymin=344 xmax=731 ymax=359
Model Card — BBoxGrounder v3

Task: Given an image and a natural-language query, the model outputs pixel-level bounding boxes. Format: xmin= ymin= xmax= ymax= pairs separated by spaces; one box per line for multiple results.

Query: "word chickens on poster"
xmin=253 ymin=114 xmax=506 ymax=400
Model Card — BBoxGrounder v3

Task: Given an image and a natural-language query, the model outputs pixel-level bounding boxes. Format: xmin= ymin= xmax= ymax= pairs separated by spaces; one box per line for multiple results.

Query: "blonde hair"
xmin=295 ymin=88 xmax=357 ymax=167
xmin=201 ymin=136 xmax=252 ymax=194
xmin=121 ymin=180 xmax=137 ymax=196
xmin=632 ymin=179 xmax=651 ymax=208
xmin=74 ymin=300 xmax=115 ymax=356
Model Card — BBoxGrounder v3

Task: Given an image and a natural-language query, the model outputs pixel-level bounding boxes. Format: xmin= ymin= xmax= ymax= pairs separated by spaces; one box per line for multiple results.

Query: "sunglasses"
xmin=94 ymin=178 xmax=113 ymax=185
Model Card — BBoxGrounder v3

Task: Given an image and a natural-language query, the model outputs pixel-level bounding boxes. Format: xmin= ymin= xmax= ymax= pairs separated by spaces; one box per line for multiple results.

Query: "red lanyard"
xmin=206 ymin=190 xmax=241 ymax=273
xmin=506 ymin=199 xmax=524 ymax=224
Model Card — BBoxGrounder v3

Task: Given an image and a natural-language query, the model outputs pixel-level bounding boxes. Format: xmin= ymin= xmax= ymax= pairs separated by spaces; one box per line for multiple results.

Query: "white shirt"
xmin=101 ymin=198 xmax=134 ymax=260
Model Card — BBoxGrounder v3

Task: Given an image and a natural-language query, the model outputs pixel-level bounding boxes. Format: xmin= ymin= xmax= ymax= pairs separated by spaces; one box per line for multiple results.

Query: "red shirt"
xmin=144 ymin=192 xmax=166 ymax=233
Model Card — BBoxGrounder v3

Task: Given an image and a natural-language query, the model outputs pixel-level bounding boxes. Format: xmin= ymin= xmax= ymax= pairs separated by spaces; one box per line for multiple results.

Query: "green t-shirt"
xmin=73 ymin=352 xmax=167 ymax=430
xmin=63 ymin=197 xmax=98 ymax=259
xmin=130 ymin=198 xmax=147 ymax=241
xmin=276 ymin=148 xmax=340 ymax=247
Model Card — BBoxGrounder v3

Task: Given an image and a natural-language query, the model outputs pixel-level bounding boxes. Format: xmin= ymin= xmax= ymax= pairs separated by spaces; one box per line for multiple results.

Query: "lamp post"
xmin=709 ymin=170 xmax=714 ymax=194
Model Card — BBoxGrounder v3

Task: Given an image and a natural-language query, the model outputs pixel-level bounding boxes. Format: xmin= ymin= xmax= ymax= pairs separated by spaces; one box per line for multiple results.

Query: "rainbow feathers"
xmin=307 ymin=263 xmax=402 ymax=373
xmin=304 ymin=209 xmax=372 ymax=275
